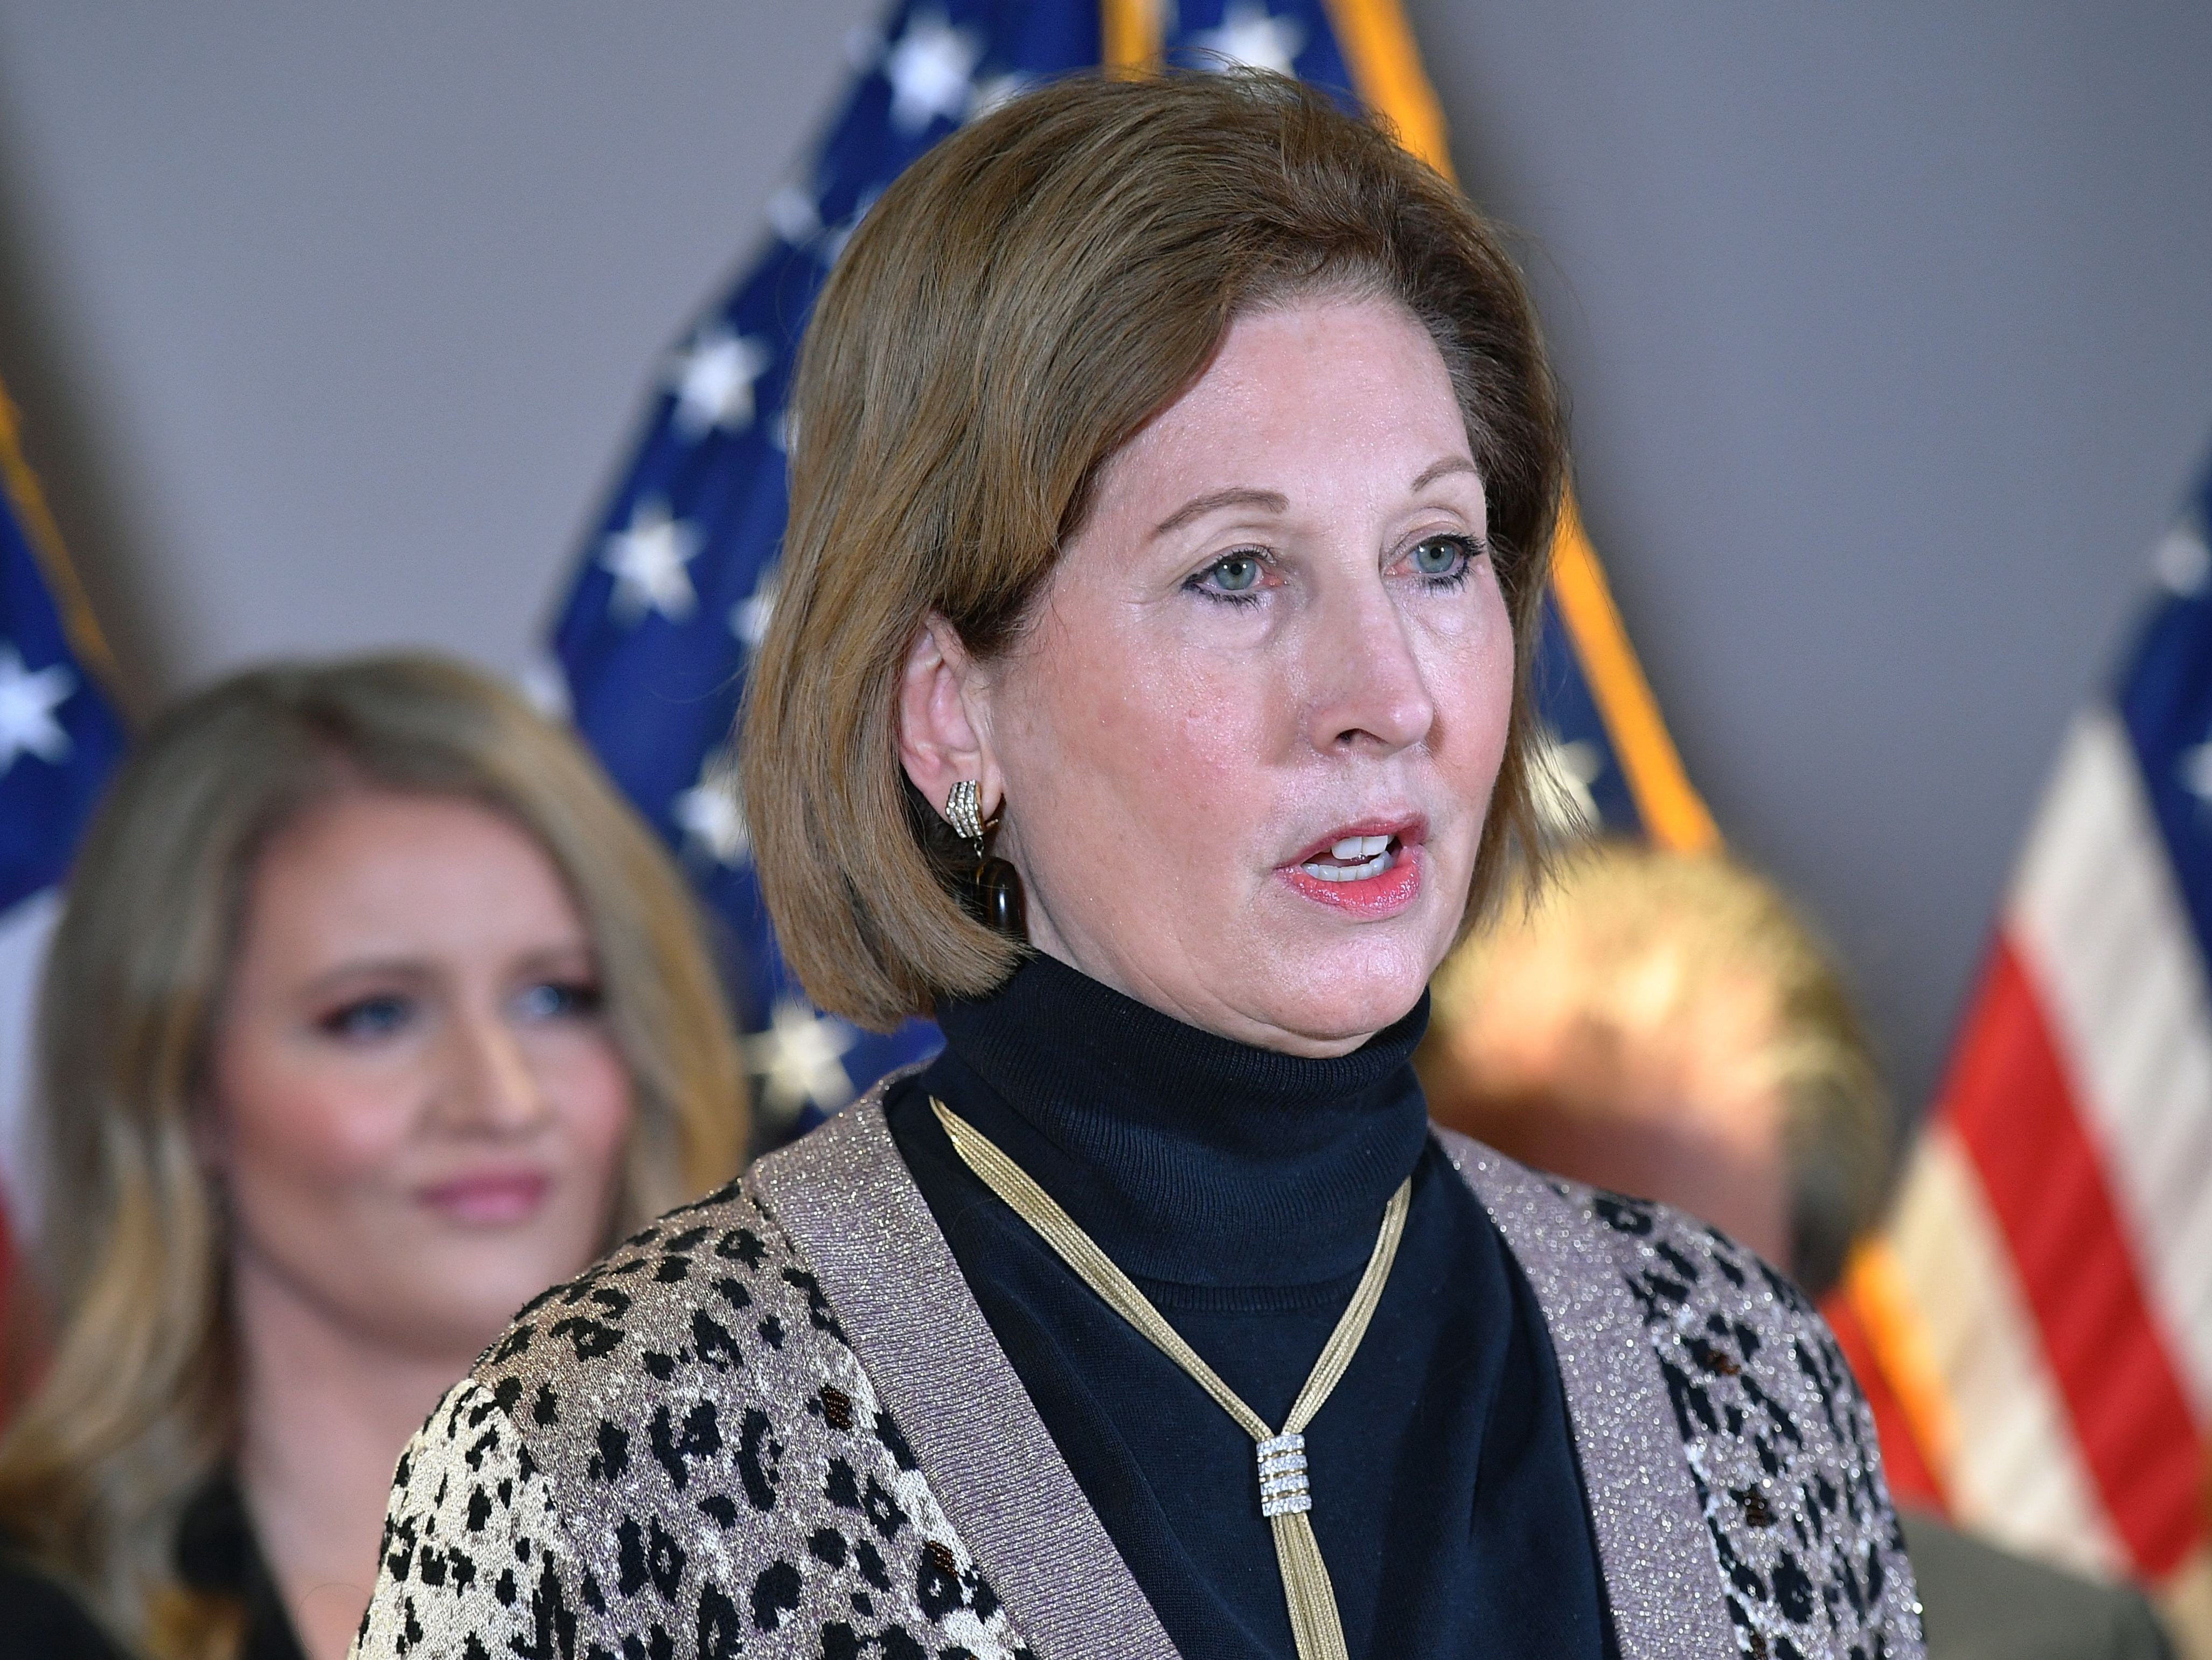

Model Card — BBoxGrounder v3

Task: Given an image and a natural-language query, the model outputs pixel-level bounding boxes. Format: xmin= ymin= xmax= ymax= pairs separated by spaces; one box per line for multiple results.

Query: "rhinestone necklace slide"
xmin=931 ymin=1097 xmax=1411 ymax=1660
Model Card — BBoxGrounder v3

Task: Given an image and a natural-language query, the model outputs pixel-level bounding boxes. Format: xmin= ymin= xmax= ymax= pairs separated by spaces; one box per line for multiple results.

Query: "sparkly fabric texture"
xmin=353 ymin=1095 xmax=1923 ymax=1660
xmin=1443 ymin=1128 xmax=1926 ymax=1660
xmin=756 ymin=1095 xmax=1179 ymax=1659
xmin=351 ymin=1176 xmax=1037 ymax=1660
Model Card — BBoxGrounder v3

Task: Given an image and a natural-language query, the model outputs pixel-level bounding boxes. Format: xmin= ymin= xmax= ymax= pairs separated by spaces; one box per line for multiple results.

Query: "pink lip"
xmin=418 ymin=1170 xmax=552 ymax=1226
xmin=1277 ymin=819 xmax=1426 ymax=919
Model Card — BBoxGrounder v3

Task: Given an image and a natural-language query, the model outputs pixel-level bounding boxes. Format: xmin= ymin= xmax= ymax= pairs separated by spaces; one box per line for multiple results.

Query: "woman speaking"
xmin=356 ymin=73 xmax=1922 ymax=1660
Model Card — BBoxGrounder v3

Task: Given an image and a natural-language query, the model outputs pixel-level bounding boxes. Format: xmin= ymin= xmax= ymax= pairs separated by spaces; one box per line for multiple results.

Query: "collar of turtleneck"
xmin=927 ymin=952 xmax=1432 ymax=1289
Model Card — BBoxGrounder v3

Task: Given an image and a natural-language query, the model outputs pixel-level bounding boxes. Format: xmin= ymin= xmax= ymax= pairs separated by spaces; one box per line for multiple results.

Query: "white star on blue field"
xmin=0 ymin=643 xmax=73 ymax=775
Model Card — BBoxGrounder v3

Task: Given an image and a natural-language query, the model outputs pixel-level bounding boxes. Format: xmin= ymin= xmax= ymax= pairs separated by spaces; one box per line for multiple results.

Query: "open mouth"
xmin=1297 ymin=833 xmax=1401 ymax=882
xmin=1279 ymin=821 xmax=1425 ymax=916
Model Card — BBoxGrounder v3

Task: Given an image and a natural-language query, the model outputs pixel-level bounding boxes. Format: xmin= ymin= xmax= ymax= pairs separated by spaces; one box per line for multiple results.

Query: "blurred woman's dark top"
xmin=0 ymin=1477 xmax=303 ymax=1660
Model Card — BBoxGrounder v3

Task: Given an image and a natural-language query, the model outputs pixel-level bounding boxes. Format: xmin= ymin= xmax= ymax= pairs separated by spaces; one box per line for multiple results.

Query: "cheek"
xmin=538 ymin=1029 xmax=636 ymax=1179
xmin=1429 ymin=583 xmax=1517 ymax=782
xmin=1013 ymin=614 xmax=1283 ymax=850
xmin=210 ymin=1033 xmax=422 ymax=1200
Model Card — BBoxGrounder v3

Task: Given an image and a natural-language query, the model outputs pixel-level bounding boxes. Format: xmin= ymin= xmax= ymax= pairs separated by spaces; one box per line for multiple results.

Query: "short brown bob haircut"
xmin=743 ymin=70 xmax=1566 ymax=1030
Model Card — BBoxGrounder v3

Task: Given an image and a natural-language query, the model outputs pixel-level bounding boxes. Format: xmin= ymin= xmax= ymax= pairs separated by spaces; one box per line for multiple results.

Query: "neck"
xmin=231 ymin=1245 xmax=478 ymax=1660
xmin=931 ymin=954 xmax=1431 ymax=1287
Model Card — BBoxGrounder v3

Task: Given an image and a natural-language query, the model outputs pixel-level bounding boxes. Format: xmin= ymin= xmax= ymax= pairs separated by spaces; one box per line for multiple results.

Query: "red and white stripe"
xmin=1866 ymin=706 xmax=2212 ymax=1651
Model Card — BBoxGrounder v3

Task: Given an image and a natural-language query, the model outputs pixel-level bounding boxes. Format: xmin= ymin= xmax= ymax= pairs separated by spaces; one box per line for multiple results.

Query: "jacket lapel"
xmin=1434 ymin=1125 xmax=1738 ymax=1660
xmin=754 ymin=1090 xmax=1181 ymax=1660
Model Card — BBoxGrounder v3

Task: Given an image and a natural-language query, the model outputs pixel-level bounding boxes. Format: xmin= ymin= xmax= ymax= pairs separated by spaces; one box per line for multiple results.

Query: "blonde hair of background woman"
xmin=0 ymin=653 xmax=748 ymax=1658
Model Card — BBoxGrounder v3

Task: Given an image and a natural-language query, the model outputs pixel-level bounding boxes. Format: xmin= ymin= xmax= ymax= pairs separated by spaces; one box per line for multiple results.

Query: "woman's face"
xmin=912 ymin=294 xmax=1516 ymax=1055
xmin=206 ymin=792 xmax=634 ymax=1361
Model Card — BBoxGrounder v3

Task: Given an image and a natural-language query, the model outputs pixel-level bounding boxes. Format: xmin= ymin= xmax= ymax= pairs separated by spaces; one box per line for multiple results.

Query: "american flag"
xmin=545 ymin=0 xmax=1713 ymax=1141
xmin=1831 ymin=448 xmax=2212 ymax=1652
xmin=0 ymin=383 xmax=128 ymax=1383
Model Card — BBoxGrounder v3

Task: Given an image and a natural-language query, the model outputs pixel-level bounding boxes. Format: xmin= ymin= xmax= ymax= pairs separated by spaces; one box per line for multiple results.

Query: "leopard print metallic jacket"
xmin=352 ymin=1092 xmax=1924 ymax=1660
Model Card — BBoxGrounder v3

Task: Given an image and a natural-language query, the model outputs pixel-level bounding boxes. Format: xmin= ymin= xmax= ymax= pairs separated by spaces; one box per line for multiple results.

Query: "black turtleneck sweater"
xmin=883 ymin=954 xmax=1615 ymax=1660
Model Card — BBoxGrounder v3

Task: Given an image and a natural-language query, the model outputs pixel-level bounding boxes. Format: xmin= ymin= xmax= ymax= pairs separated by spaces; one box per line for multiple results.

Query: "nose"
xmin=1300 ymin=574 xmax=1437 ymax=756
xmin=437 ymin=1008 xmax=553 ymax=1137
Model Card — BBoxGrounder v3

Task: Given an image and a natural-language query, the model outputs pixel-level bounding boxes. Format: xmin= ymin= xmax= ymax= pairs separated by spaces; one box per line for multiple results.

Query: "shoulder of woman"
xmin=1433 ymin=1126 xmax=1854 ymax=1384
xmin=1533 ymin=1171 xmax=1876 ymax=1436
xmin=354 ymin=1174 xmax=1026 ymax=1658
xmin=1434 ymin=1126 xmax=1823 ymax=1319
xmin=1433 ymin=1129 xmax=1927 ymax=1657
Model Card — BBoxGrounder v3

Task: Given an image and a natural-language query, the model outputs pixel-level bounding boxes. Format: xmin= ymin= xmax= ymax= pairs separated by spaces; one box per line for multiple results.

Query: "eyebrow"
xmin=1410 ymin=455 xmax=1480 ymax=491
xmin=1153 ymin=487 xmax=1291 ymax=537
xmin=1151 ymin=458 xmax=1480 ymax=538
xmin=295 ymin=940 xmax=594 ymax=994
xmin=296 ymin=956 xmax=432 ymax=996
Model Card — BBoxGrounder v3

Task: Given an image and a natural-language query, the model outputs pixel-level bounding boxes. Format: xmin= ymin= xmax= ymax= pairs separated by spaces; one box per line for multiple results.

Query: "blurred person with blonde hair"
xmin=0 ymin=654 xmax=747 ymax=1660
xmin=1421 ymin=838 xmax=1893 ymax=1296
xmin=1422 ymin=838 xmax=2176 ymax=1660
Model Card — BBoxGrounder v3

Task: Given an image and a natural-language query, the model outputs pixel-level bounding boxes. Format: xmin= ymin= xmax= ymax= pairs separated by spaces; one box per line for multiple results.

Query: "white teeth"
xmin=1301 ymin=847 xmax=1393 ymax=882
xmin=1296 ymin=832 xmax=1399 ymax=882
xmin=1328 ymin=835 xmax=1392 ymax=860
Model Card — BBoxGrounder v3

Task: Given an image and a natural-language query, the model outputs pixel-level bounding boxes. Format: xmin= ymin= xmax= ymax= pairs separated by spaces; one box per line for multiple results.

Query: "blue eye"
xmin=516 ymin=981 xmax=604 ymax=1022
xmin=1187 ymin=551 xmax=1270 ymax=603
xmin=1409 ymin=534 xmax=1475 ymax=579
xmin=321 ymin=995 xmax=412 ymax=1040
xmin=1209 ymin=553 xmax=1262 ymax=592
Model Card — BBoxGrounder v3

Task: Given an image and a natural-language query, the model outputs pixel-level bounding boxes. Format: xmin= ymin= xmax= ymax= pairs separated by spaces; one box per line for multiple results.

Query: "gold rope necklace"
xmin=930 ymin=1098 xmax=1410 ymax=1660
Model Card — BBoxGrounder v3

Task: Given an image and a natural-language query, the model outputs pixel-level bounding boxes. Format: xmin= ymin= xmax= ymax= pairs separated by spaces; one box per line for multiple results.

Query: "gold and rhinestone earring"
xmin=945 ymin=779 xmax=984 ymax=844
xmin=945 ymin=779 xmax=1025 ymax=940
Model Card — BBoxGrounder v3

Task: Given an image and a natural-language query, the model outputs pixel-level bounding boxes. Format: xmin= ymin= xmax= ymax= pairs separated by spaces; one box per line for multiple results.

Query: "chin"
xmin=423 ymin=1286 xmax=560 ymax=1355
xmin=1263 ymin=947 xmax=1435 ymax=1052
xmin=420 ymin=1241 xmax=603 ymax=1343
xmin=491 ymin=1249 xmax=601 ymax=1310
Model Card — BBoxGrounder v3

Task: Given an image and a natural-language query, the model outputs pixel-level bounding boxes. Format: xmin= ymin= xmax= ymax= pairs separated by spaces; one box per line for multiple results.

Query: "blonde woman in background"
xmin=0 ymin=655 xmax=747 ymax=1660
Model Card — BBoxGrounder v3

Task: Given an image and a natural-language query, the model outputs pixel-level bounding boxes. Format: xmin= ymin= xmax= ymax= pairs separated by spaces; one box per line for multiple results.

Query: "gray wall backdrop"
xmin=1 ymin=3 xmax=2207 ymax=1117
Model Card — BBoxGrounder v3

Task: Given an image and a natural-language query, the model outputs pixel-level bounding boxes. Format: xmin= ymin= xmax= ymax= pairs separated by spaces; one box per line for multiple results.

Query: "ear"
xmin=896 ymin=613 xmax=1004 ymax=826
